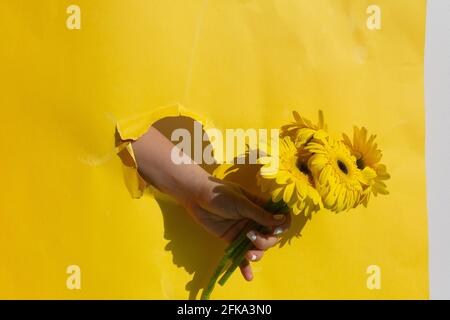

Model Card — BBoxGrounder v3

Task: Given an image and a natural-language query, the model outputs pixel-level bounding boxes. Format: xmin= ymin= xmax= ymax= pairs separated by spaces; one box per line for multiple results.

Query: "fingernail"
xmin=251 ymin=254 xmax=257 ymax=261
xmin=247 ymin=230 xmax=257 ymax=241
xmin=273 ymin=227 xmax=284 ymax=235
xmin=273 ymin=214 xmax=285 ymax=221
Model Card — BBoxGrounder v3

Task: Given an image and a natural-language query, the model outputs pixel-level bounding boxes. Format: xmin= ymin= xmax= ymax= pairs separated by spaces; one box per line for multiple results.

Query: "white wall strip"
xmin=425 ymin=0 xmax=450 ymax=300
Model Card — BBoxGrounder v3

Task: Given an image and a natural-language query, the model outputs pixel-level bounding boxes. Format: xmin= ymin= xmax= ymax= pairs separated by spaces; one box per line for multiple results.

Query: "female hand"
xmin=132 ymin=126 xmax=290 ymax=281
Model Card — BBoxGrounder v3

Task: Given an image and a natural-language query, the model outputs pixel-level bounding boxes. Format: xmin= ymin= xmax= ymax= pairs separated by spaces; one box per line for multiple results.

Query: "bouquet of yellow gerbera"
xmin=201 ymin=110 xmax=390 ymax=300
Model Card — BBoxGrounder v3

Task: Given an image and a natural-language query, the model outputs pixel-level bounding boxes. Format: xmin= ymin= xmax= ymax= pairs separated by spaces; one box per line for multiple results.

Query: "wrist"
xmin=173 ymin=165 xmax=213 ymax=207
xmin=192 ymin=172 xmax=215 ymax=205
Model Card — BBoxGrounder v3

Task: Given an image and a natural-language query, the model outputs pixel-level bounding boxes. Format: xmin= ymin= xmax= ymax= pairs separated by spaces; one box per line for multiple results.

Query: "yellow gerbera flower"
xmin=342 ymin=127 xmax=390 ymax=206
xmin=306 ymin=136 xmax=376 ymax=212
xmin=281 ymin=110 xmax=327 ymax=147
xmin=257 ymin=137 xmax=322 ymax=217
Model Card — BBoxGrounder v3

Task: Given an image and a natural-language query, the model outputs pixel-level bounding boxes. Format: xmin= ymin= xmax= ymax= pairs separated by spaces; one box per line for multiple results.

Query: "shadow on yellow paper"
xmin=0 ymin=0 xmax=428 ymax=299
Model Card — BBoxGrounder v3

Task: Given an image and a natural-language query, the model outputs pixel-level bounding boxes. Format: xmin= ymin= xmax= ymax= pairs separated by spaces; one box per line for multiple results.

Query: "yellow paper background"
xmin=0 ymin=0 xmax=428 ymax=299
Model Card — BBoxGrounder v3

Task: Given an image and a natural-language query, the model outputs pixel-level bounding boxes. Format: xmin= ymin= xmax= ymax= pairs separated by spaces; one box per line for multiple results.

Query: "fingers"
xmin=246 ymin=229 xmax=280 ymax=250
xmin=205 ymin=181 xmax=287 ymax=227
xmin=239 ymin=259 xmax=253 ymax=281
xmin=239 ymin=250 xmax=264 ymax=281
xmin=235 ymin=196 xmax=286 ymax=227
xmin=275 ymin=211 xmax=292 ymax=233
xmin=245 ymin=249 xmax=264 ymax=262
xmin=220 ymin=219 xmax=249 ymax=242
xmin=243 ymin=213 xmax=291 ymax=250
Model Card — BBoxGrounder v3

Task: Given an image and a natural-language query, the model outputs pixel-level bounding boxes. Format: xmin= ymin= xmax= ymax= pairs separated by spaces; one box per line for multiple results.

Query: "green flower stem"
xmin=201 ymin=199 xmax=288 ymax=299
xmin=228 ymin=236 xmax=249 ymax=259
xmin=200 ymin=222 xmax=256 ymax=300
xmin=200 ymin=254 xmax=229 ymax=300
xmin=218 ymin=240 xmax=254 ymax=286
xmin=225 ymin=221 xmax=257 ymax=255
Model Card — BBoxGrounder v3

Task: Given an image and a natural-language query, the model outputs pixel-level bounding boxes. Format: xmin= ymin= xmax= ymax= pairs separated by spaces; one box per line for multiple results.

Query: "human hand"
xmin=132 ymin=126 xmax=291 ymax=281
xmin=185 ymin=177 xmax=291 ymax=281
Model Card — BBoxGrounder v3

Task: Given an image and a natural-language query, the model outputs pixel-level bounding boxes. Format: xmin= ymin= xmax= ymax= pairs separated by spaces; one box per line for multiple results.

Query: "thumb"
xmin=235 ymin=196 xmax=286 ymax=227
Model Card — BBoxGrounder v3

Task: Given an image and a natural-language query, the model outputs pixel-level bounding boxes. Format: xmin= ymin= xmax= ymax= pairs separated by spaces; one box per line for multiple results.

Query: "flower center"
xmin=356 ymin=158 xmax=365 ymax=170
xmin=337 ymin=160 xmax=348 ymax=175
xmin=296 ymin=158 xmax=310 ymax=175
